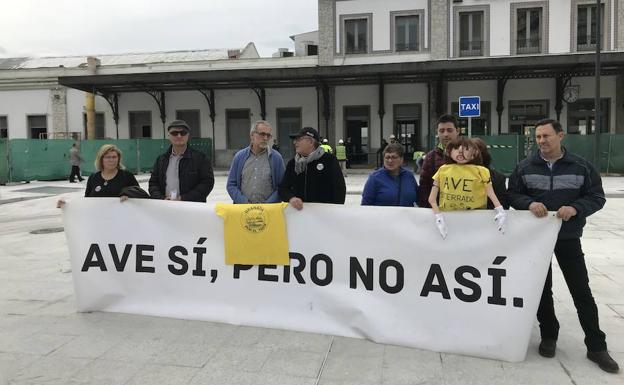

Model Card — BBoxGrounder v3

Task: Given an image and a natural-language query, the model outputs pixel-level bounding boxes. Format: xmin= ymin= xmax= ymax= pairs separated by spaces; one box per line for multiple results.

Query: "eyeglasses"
xmin=384 ymin=155 xmax=401 ymax=161
xmin=254 ymin=131 xmax=272 ymax=138
xmin=169 ymin=130 xmax=188 ymax=137
xmin=103 ymin=155 xmax=119 ymax=160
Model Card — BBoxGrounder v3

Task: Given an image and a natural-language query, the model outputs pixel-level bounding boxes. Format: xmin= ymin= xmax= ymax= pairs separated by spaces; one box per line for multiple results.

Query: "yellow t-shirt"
xmin=215 ymin=202 xmax=290 ymax=265
xmin=432 ymin=164 xmax=491 ymax=211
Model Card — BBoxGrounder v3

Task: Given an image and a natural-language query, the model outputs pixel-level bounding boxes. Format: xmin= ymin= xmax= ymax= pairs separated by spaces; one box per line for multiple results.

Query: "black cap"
xmin=289 ymin=127 xmax=320 ymax=142
xmin=167 ymin=120 xmax=190 ymax=132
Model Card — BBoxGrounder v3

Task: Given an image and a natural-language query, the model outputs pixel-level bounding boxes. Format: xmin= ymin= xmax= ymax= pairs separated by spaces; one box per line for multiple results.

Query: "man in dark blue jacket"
xmin=508 ymin=118 xmax=618 ymax=373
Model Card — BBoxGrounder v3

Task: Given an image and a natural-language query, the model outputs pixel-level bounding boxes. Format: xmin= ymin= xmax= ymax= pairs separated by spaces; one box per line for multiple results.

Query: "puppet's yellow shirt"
xmin=215 ymin=203 xmax=290 ymax=265
xmin=432 ymin=164 xmax=491 ymax=211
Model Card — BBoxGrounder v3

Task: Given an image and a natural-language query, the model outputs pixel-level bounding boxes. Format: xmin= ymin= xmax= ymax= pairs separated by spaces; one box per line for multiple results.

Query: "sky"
xmin=0 ymin=0 xmax=318 ymax=58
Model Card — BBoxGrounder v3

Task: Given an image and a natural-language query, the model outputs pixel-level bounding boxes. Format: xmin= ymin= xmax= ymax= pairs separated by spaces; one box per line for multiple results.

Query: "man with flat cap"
xmin=149 ymin=120 xmax=214 ymax=202
xmin=279 ymin=127 xmax=346 ymax=210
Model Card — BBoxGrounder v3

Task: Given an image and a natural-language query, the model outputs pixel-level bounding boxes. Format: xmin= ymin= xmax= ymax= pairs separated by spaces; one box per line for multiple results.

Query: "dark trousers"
xmin=69 ymin=165 xmax=82 ymax=182
xmin=537 ymin=238 xmax=607 ymax=352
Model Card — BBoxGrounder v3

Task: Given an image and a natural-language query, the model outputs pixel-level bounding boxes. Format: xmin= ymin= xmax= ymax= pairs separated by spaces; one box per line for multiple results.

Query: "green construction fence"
xmin=2 ymin=138 xmax=211 ymax=183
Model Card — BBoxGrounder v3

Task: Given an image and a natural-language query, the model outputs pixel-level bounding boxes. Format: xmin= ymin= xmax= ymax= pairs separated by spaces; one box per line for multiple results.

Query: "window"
xmin=577 ymin=4 xmax=603 ymax=50
xmin=129 ymin=111 xmax=152 ymax=138
xmin=82 ymin=112 xmax=105 ymax=139
xmin=306 ymin=44 xmax=318 ymax=56
xmin=226 ymin=109 xmax=250 ymax=150
xmin=395 ymin=15 xmax=419 ymax=51
xmin=459 ymin=12 xmax=484 ymax=56
xmin=517 ymin=8 xmax=542 ymax=53
xmin=508 ymin=100 xmax=549 ymax=134
xmin=0 ymin=116 xmax=7 ymax=138
xmin=451 ymin=101 xmax=491 ymax=136
xmin=176 ymin=110 xmax=201 ymax=138
xmin=345 ymin=18 xmax=368 ymax=54
xmin=27 ymin=115 xmax=47 ymax=139
xmin=567 ymin=98 xmax=610 ymax=134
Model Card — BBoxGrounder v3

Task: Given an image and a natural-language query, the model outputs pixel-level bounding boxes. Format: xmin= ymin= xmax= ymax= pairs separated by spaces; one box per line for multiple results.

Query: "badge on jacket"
xmin=317 ymin=164 xmax=324 ymax=171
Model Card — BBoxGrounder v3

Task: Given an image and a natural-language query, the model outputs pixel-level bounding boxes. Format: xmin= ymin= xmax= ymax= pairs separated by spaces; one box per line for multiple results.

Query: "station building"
xmin=1 ymin=0 xmax=623 ymax=167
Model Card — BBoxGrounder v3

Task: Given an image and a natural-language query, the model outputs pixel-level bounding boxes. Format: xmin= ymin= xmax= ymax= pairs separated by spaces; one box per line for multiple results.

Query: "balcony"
xmin=517 ymin=38 xmax=541 ymax=54
xmin=459 ymin=40 xmax=483 ymax=57
xmin=395 ymin=43 xmax=419 ymax=52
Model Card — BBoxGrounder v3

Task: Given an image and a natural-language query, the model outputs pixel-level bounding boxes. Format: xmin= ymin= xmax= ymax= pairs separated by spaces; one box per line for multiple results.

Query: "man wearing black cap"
xmin=278 ymin=127 xmax=346 ymax=210
xmin=149 ymin=120 xmax=214 ymax=202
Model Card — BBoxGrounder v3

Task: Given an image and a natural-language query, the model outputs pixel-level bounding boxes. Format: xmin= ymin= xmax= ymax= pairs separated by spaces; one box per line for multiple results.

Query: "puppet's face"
xmin=450 ymin=145 xmax=476 ymax=164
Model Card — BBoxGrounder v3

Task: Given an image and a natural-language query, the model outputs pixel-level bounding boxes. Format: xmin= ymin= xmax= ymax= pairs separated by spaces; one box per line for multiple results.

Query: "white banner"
xmin=63 ymin=199 xmax=561 ymax=362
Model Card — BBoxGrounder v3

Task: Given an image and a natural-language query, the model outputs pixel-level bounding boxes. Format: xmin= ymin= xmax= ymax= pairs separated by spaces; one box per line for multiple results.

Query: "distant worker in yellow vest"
xmin=320 ymin=138 xmax=333 ymax=154
xmin=336 ymin=139 xmax=347 ymax=177
xmin=413 ymin=150 xmax=425 ymax=174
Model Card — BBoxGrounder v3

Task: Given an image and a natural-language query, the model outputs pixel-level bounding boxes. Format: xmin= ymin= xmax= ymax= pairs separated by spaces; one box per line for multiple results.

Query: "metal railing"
xmin=459 ymin=40 xmax=483 ymax=57
xmin=395 ymin=43 xmax=419 ymax=52
xmin=516 ymin=38 xmax=541 ymax=54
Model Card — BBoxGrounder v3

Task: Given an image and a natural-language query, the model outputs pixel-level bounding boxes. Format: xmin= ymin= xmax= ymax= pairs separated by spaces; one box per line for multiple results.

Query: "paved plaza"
xmin=0 ymin=172 xmax=623 ymax=385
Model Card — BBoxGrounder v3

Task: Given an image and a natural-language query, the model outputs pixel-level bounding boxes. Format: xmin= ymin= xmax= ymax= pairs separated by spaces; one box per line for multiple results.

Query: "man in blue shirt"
xmin=227 ymin=120 xmax=285 ymax=203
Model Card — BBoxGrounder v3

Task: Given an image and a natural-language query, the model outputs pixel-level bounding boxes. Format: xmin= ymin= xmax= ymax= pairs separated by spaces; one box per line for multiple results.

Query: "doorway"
xmin=393 ymin=104 xmax=422 ymax=161
xmin=277 ymin=108 xmax=302 ymax=161
xmin=344 ymin=106 xmax=370 ymax=166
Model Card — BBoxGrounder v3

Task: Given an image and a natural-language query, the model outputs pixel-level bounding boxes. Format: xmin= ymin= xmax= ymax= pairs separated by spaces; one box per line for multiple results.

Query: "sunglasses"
xmin=169 ymin=130 xmax=188 ymax=137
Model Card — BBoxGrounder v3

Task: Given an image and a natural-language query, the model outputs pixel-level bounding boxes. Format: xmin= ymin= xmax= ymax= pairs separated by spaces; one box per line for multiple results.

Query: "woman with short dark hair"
xmin=361 ymin=143 xmax=418 ymax=207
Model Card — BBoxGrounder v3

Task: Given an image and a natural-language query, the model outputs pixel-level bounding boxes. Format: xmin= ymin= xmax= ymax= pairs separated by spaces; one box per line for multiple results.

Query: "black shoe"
xmin=538 ymin=339 xmax=557 ymax=358
xmin=587 ymin=351 xmax=620 ymax=373
xmin=78 ymin=178 xmax=84 ymax=182
xmin=69 ymin=180 xmax=77 ymax=183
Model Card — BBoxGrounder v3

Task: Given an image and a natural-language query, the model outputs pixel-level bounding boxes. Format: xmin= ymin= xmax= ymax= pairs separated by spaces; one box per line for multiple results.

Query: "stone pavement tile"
xmin=32 ymin=298 xmax=78 ymax=317
xmin=219 ymin=325 xmax=268 ymax=348
xmin=0 ymin=332 xmax=74 ymax=356
xmin=124 ymin=364 xmax=200 ymax=385
xmin=151 ymin=341 xmax=219 ymax=368
xmin=254 ymin=373 xmax=318 ymax=385
xmin=165 ymin=319 xmax=238 ymax=346
xmin=318 ymin=379 xmax=380 ymax=385
xmin=320 ymin=354 xmax=383 ymax=383
xmin=0 ymin=279 xmax=72 ymax=302
xmin=258 ymin=329 xmax=333 ymax=353
xmin=200 ymin=346 xmax=272 ymax=373
xmin=608 ymin=304 xmax=624 ymax=318
xmin=188 ymin=368 xmax=257 ymax=385
xmin=500 ymin=353 xmax=573 ymax=385
xmin=261 ymin=348 xmax=326 ymax=378
xmin=0 ymin=315 xmax=57 ymax=337
xmin=328 ymin=336 xmax=385 ymax=357
xmin=99 ymin=338 xmax=168 ymax=364
xmin=381 ymin=345 xmax=442 ymax=385
xmin=0 ymin=352 xmax=39 ymax=384
xmin=0 ymin=299 xmax=47 ymax=316
xmin=50 ymin=334 xmax=126 ymax=359
xmin=9 ymin=355 xmax=92 ymax=384
xmin=439 ymin=354 xmax=507 ymax=385
xmin=42 ymin=314 xmax=117 ymax=337
xmin=582 ymin=230 xmax=624 ymax=240
xmin=558 ymin=350 xmax=624 ymax=384
xmin=69 ymin=359 xmax=143 ymax=385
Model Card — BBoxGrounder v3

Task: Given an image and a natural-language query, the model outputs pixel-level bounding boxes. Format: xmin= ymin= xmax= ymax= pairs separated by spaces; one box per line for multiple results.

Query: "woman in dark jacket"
xmin=57 ymin=144 xmax=144 ymax=208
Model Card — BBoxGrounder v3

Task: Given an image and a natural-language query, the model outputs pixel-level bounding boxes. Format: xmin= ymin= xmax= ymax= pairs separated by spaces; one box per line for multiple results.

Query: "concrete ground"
xmin=0 ymin=172 xmax=623 ymax=385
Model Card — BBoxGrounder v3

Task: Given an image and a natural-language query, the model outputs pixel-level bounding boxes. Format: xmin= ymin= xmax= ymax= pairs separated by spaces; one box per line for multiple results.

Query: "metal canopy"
xmin=58 ymin=52 xmax=624 ymax=94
